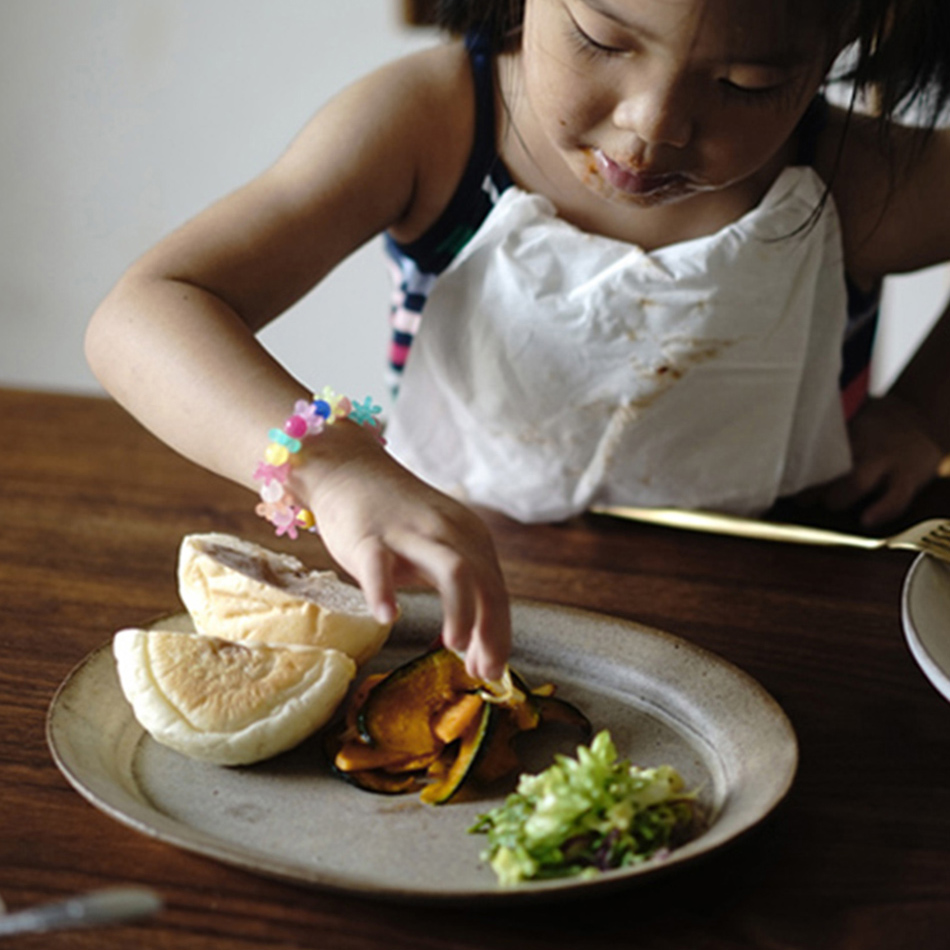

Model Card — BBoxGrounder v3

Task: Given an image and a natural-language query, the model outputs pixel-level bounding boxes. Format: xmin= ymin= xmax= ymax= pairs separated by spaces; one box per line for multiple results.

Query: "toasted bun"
xmin=113 ymin=625 xmax=356 ymax=766
xmin=177 ymin=533 xmax=391 ymax=666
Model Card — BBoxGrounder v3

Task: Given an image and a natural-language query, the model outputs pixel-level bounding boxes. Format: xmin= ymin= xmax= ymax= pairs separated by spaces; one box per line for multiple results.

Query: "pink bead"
xmin=284 ymin=415 xmax=308 ymax=439
xmin=253 ymin=461 xmax=290 ymax=484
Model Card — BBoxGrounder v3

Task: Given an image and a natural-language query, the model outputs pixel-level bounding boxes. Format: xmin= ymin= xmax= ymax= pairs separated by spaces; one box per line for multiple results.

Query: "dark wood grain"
xmin=2 ymin=387 xmax=949 ymax=949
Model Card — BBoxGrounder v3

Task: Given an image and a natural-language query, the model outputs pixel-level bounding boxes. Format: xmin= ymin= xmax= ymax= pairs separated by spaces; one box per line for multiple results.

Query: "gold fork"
xmin=590 ymin=505 xmax=950 ymax=563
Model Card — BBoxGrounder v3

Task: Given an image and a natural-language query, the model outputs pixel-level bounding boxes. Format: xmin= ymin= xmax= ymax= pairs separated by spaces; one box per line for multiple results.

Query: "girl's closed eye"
xmin=717 ymin=76 xmax=801 ymax=109
xmin=564 ymin=9 xmax=630 ymax=60
xmin=562 ymin=3 xmax=806 ymax=112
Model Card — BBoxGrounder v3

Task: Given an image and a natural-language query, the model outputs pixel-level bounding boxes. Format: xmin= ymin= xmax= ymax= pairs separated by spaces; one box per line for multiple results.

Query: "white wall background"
xmin=0 ymin=0 xmax=437 ymax=409
xmin=876 ymin=265 xmax=949 ymax=391
xmin=0 ymin=1 xmax=946 ymax=402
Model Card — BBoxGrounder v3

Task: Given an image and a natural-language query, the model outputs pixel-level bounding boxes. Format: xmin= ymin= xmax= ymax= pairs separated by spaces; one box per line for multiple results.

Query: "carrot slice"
xmin=432 ymin=693 xmax=485 ymax=744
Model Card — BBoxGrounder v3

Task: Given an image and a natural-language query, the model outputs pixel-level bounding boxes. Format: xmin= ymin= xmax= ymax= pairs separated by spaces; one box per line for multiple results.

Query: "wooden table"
xmin=2 ymin=387 xmax=949 ymax=949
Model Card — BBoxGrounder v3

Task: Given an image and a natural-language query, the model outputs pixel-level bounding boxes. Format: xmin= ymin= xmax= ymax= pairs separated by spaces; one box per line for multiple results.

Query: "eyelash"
xmin=565 ymin=17 xmax=799 ymax=109
xmin=565 ymin=17 xmax=625 ymax=61
xmin=717 ymin=79 xmax=799 ymax=109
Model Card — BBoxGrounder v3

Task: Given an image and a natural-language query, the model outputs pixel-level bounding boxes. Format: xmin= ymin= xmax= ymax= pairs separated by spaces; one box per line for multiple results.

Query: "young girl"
xmin=86 ymin=0 xmax=950 ymax=681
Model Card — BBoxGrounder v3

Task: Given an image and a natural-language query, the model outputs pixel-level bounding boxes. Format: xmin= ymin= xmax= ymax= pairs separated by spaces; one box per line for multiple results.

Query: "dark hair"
xmin=840 ymin=0 xmax=950 ymax=131
xmin=434 ymin=0 xmax=525 ymax=50
xmin=435 ymin=0 xmax=950 ymax=132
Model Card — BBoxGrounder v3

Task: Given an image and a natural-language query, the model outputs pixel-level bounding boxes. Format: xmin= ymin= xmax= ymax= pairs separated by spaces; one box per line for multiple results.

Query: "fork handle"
xmin=590 ymin=505 xmax=881 ymax=549
xmin=0 ymin=887 xmax=162 ymax=937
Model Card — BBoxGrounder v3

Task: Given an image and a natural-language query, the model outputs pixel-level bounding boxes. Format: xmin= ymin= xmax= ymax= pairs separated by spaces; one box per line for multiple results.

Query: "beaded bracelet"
xmin=253 ymin=387 xmax=383 ymax=539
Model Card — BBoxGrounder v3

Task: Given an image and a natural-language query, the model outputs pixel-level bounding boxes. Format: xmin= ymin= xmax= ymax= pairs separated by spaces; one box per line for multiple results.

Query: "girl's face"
xmin=518 ymin=0 xmax=838 ymax=209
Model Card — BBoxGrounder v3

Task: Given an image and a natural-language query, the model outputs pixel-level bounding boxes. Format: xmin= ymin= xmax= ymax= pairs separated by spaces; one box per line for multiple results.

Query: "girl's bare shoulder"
xmin=815 ymin=104 xmax=950 ymax=286
xmin=266 ymin=40 xmax=475 ymax=241
xmin=341 ymin=40 xmax=476 ymax=243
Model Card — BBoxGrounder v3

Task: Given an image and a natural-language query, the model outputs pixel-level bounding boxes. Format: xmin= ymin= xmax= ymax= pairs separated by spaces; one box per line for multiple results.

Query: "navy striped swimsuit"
xmin=384 ymin=33 xmax=879 ymax=418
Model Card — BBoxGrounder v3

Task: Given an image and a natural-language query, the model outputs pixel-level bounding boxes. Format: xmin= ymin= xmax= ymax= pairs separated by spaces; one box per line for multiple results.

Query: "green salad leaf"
xmin=470 ymin=730 xmax=699 ymax=885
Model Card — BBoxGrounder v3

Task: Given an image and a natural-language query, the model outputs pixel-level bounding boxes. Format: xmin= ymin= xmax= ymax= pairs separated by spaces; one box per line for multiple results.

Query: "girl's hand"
xmin=813 ymin=395 xmax=943 ymax=527
xmin=296 ymin=425 xmax=511 ymax=683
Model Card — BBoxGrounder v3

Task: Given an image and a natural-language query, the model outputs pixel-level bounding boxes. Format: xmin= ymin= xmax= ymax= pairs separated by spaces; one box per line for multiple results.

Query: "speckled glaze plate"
xmin=902 ymin=554 xmax=950 ymax=703
xmin=47 ymin=594 xmax=797 ymax=904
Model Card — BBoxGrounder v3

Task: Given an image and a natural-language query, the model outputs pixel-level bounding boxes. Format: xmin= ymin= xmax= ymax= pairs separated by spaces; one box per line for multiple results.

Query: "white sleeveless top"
xmin=385 ymin=166 xmax=851 ymax=523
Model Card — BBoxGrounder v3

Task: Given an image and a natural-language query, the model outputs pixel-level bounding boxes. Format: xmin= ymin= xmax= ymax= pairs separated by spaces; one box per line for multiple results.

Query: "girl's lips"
xmin=592 ymin=149 xmax=689 ymax=198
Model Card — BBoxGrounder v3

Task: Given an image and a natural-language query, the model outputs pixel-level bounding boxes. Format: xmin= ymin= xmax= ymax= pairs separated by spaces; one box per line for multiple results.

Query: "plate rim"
xmin=47 ymin=593 xmax=799 ymax=904
xmin=902 ymin=553 xmax=950 ymax=702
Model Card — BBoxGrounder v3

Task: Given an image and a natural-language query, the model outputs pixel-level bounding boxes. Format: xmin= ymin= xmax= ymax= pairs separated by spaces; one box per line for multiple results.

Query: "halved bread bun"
xmin=113 ymin=625 xmax=356 ymax=765
xmin=177 ymin=533 xmax=391 ymax=666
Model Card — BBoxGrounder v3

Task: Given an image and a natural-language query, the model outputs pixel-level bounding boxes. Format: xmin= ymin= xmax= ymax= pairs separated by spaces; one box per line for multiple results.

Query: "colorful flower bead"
xmin=253 ymin=388 xmax=384 ymax=539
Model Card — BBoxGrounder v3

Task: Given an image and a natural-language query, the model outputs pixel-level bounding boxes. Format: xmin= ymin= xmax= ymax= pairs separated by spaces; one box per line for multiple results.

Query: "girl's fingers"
xmin=467 ymin=584 xmax=511 ymax=682
xmin=859 ymin=474 xmax=919 ymax=528
xmin=350 ymin=539 xmax=399 ymax=626
xmin=821 ymin=463 xmax=886 ymax=512
xmin=390 ymin=532 xmax=479 ymax=651
xmin=825 ymin=395 xmax=945 ymax=525
xmin=378 ymin=530 xmax=511 ymax=683
xmin=313 ymin=467 xmax=512 ymax=683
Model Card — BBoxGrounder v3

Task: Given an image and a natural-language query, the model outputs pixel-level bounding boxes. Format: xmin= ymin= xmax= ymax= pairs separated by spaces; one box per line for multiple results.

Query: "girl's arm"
xmin=829 ymin=117 xmax=950 ymax=283
xmin=85 ymin=45 xmax=512 ymax=681
xmin=815 ymin=116 xmax=950 ymax=524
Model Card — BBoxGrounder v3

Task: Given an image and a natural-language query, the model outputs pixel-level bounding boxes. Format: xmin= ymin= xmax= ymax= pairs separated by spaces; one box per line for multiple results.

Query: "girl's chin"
xmin=584 ymin=172 xmax=704 ymax=209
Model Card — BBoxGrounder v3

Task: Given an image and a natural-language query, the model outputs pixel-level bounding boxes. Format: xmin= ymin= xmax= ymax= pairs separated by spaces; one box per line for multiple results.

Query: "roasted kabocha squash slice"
xmin=535 ymin=694 xmax=593 ymax=739
xmin=419 ymin=702 xmax=494 ymax=805
xmin=329 ymin=647 xmax=592 ymax=804
xmin=324 ymin=723 xmax=427 ymax=795
xmin=331 ymin=649 xmax=472 ymax=780
xmin=356 ymin=648 xmax=481 ymax=752
xmin=432 ymin=692 xmax=486 ymax=743
xmin=332 ymin=739 xmax=440 ymax=773
xmin=336 ymin=766 xmax=427 ymax=796
xmin=463 ymin=682 xmax=590 ymax=788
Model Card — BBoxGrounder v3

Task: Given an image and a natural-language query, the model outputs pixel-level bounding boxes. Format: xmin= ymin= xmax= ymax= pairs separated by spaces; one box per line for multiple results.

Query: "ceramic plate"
xmin=902 ymin=554 xmax=950 ymax=703
xmin=47 ymin=594 xmax=797 ymax=904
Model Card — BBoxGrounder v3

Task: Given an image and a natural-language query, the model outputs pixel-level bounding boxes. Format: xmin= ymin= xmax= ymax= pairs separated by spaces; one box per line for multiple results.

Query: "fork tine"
xmin=926 ymin=521 xmax=950 ymax=545
xmin=924 ymin=535 xmax=950 ymax=555
xmin=920 ymin=522 xmax=950 ymax=561
xmin=920 ymin=543 xmax=950 ymax=564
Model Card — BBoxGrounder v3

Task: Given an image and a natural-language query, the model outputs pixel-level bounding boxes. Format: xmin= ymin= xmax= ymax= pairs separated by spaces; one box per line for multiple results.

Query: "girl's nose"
xmin=612 ymin=76 xmax=693 ymax=150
